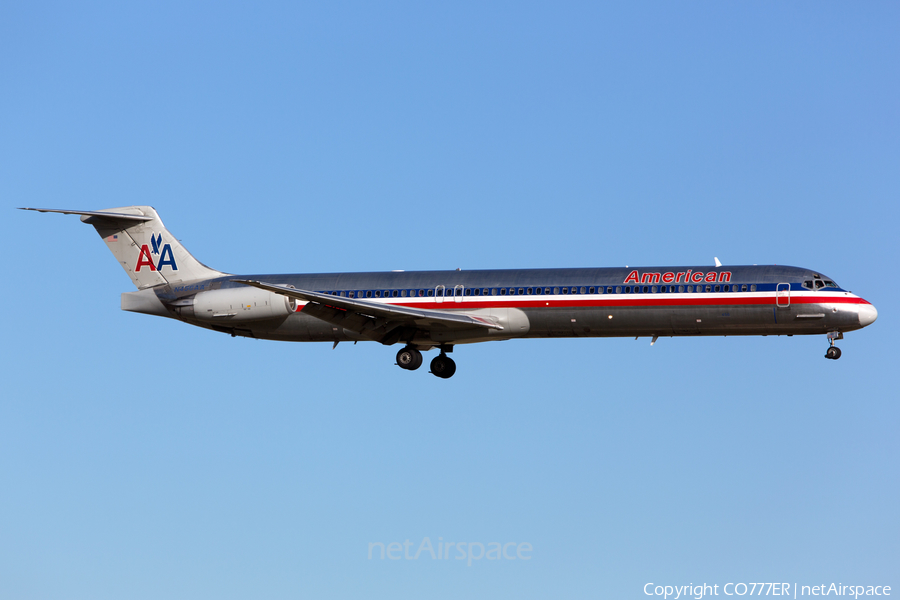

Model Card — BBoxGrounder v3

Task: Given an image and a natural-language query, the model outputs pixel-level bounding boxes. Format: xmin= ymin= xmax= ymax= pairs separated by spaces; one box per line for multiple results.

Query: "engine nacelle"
xmin=179 ymin=287 xmax=296 ymax=322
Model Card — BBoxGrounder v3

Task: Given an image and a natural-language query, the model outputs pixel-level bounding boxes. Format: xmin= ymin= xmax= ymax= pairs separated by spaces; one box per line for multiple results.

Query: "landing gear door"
xmin=776 ymin=283 xmax=791 ymax=307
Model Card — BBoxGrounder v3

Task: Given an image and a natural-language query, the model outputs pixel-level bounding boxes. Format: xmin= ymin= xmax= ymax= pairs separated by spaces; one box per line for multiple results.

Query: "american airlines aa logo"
xmin=135 ymin=233 xmax=178 ymax=272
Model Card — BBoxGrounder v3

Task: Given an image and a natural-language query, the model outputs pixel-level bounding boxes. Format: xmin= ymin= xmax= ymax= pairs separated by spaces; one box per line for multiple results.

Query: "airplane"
xmin=21 ymin=206 xmax=877 ymax=378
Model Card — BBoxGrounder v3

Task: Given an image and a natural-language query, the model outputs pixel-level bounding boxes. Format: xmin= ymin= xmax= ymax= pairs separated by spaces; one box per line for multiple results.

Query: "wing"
xmin=233 ymin=279 xmax=503 ymax=345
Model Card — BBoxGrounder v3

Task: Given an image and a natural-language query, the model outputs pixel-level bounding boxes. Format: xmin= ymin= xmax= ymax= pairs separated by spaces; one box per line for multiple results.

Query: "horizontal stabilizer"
xmin=19 ymin=208 xmax=154 ymax=222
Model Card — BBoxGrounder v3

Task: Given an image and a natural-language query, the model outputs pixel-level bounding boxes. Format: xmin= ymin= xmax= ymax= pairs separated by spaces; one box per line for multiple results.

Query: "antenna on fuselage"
xmin=714 ymin=257 xmax=722 ymax=267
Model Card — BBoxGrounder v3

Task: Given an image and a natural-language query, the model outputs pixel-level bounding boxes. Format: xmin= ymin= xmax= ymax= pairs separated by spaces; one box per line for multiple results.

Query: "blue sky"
xmin=2 ymin=2 xmax=897 ymax=599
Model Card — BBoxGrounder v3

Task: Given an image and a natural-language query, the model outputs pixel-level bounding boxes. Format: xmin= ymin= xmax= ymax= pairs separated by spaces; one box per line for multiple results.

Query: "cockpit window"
xmin=815 ymin=280 xmax=825 ymax=289
xmin=803 ymin=280 xmax=813 ymax=290
xmin=824 ymin=280 xmax=838 ymax=288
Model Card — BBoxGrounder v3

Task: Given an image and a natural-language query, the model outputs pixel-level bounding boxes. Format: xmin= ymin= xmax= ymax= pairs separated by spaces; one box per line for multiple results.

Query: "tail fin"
xmin=21 ymin=206 xmax=225 ymax=289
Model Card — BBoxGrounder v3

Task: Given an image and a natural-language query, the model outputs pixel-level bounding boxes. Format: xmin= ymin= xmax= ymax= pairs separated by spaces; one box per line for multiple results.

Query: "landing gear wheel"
xmin=430 ymin=354 xmax=457 ymax=379
xmin=396 ymin=347 xmax=423 ymax=370
xmin=825 ymin=346 xmax=842 ymax=360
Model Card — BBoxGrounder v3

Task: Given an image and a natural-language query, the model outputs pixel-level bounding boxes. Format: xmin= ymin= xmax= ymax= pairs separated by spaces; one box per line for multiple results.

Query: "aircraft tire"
xmin=430 ymin=355 xmax=457 ymax=379
xmin=825 ymin=346 xmax=842 ymax=360
xmin=397 ymin=347 xmax=423 ymax=370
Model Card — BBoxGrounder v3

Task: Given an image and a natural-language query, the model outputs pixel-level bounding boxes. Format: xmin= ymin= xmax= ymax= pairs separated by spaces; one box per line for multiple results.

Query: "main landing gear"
xmin=430 ymin=352 xmax=457 ymax=379
xmin=396 ymin=346 xmax=423 ymax=371
xmin=825 ymin=331 xmax=843 ymax=360
xmin=395 ymin=346 xmax=456 ymax=378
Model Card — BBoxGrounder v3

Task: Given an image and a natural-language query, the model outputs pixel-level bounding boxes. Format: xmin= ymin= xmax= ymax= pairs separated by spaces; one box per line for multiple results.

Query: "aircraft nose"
xmin=858 ymin=303 xmax=878 ymax=327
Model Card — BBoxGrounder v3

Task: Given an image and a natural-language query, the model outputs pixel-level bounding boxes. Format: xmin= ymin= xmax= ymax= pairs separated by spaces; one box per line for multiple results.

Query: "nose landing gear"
xmin=825 ymin=331 xmax=843 ymax=360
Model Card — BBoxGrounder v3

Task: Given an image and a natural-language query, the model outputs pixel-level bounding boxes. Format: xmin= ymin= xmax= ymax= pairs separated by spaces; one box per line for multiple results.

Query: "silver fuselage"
xmin=129 ymin=264 xmax=876 ymax=348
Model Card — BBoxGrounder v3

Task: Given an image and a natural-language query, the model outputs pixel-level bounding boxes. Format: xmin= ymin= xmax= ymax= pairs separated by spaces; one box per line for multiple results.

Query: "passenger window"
xmin=706 ymin=285 xmax=712 ymax=292
xmin=750 ymin=285 xmax=756 ymax=292
xmin=500 ymin=288 xmax=507 ymax=295
xmin=553 ymin=287 xmax=560 ymax=294
xmin=742 ymin=285 xmax=748 ymax=292
xmin=678 ymin=285 xmax=685 ymax=293
xmin=526 ymin=287 xmax=533 ymax=295
xmin=426 ymin=290 xmax=434 ymax=297
xmin=562 ymin=287 xmax=568 ymax=294
xmin=580 ymin=287 xmax=586 ymax=294
xmin=518 ymin=288 xmax=524 ymax=295
xmin=714 ymin=285 xmax=720 ymax=292
xmin=651 ymin=286 xmax=657 ymax=293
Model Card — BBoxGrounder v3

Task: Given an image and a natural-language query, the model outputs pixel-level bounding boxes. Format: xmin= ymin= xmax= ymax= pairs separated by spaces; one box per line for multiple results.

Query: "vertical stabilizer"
xmin=21 ymin=206 xmax=225 ymax=289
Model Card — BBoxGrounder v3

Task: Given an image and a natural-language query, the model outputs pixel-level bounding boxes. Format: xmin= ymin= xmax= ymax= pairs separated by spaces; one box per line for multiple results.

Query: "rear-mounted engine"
xmin=172 ymin=287 xmax=296 ymax=322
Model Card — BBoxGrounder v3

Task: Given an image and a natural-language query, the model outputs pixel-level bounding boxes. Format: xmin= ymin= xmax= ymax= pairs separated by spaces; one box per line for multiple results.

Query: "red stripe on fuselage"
xmin=369 ymin=295 xmax=869 ymax=311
